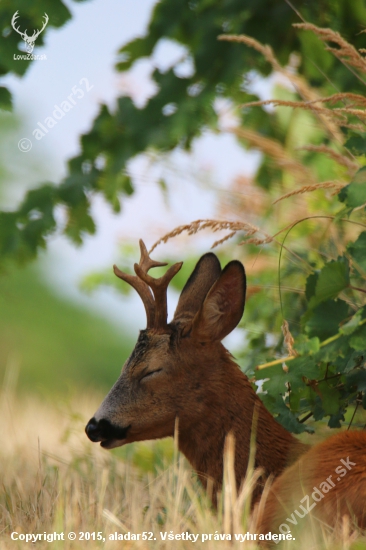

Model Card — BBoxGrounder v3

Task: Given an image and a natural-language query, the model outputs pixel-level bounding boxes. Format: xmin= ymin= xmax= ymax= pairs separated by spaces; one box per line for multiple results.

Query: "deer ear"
xmin=191 ymin=260 xmax=246 ymax=342
xmin=173 ymin=253 xmax=221 ymax=325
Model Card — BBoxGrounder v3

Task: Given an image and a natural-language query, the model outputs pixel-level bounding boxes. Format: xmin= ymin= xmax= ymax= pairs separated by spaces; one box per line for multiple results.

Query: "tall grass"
xmin=1 ymin=387 xmax=365 ymax=549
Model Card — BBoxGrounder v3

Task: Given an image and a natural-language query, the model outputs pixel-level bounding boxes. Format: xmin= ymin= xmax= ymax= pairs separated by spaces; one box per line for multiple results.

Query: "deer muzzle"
xmin=85 ymin=417 xmax=131 ymax=449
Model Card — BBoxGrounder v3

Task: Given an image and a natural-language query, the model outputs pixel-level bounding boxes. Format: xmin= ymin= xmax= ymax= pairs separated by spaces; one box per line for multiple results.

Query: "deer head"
xmin=11 ymin=11 xmax=49 ymax=54
xmin=85 ymin=240 xmax=246 ymax=452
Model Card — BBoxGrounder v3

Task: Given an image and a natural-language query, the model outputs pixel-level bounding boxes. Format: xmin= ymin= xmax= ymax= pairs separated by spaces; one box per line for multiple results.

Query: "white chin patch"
xmin=100 ymin=439 xmax=126 ymax=450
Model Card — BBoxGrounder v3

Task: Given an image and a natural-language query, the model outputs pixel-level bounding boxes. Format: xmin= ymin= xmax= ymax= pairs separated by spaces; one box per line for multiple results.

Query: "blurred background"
xmin=0 ymin=0 xmax=263 ymax=397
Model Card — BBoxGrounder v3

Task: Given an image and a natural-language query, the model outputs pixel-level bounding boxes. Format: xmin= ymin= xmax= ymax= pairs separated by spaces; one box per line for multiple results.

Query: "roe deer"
xmin=85 ymin=241 xmax=366 ymax=531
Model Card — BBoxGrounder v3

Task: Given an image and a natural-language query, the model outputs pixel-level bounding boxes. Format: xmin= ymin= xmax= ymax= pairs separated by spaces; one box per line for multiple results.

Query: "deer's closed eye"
xmin=141 ymin=369 xmax=162 ymax=381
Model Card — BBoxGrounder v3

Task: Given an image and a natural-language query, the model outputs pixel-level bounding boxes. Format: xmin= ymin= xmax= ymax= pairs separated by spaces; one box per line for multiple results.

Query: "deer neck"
xmin=178 ymin=354 xmax=308 ymax=498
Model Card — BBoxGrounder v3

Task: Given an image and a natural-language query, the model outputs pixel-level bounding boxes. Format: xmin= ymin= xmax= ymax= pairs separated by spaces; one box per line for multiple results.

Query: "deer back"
xmin=257 ymin=430 xmax=366 ymax=535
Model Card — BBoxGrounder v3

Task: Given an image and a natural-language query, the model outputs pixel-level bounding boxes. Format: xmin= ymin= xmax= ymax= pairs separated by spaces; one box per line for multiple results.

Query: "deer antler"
xmin=135 ymin=256 xmax=183 ymax=329
xmin=11 ymin=11 xmax=49 ymax=54
xmin=32 ymin=13 xmax=49 ymax=40
xmin=114 ymin=240 xmax=182 ymax=329
xmin=11 ymin=11 xmax=27 ymax=40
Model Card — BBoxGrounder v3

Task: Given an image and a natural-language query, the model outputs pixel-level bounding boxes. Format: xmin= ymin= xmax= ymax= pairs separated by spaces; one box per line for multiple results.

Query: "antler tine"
xmin=134 ymin=260 xmax=183 ymax=329
xmin=11 ymin=11 xmax=19 ymax=26
xmin=113 ymin=240 xmax=170 ymax=328
xmin=138 ymin=239 xmax=167 ymax=271
xmin=33 ymin=13 xmax=49 ymax=38
xmin=11 ymin=11 xmax=26 ymax=38
xmin=113 ymin=264 xmax=155 ymax=327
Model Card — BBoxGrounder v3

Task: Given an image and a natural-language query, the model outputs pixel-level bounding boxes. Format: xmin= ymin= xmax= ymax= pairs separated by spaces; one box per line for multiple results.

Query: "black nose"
xmin=85 ymin=417 xmax=103 ymax=442
xmin=85 ymin=417 xmax=131 ymax=443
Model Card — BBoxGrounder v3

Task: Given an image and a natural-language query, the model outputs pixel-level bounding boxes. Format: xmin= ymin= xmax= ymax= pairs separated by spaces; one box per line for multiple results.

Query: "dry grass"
xmin=219 ymin=23 xmax=366 ymax=216
xmin=1 ymin=390 xmax=366 ymax=549
xmin=219 ymin=32 xmax=344 ymax=141
xmin=231 ymin=127 xmax=314 ymax=186
xmin=294 ymin=23 xmax=366 ymax=75
xmin=150 ymin=219 xmax=274 ymax=253
xmin=272 ymin=181 xmax=344 ymax=205
xmin=0 ymin=390 xmax=261 ymax=550
xmin=296 ymin=145 xmax=358 ymax=173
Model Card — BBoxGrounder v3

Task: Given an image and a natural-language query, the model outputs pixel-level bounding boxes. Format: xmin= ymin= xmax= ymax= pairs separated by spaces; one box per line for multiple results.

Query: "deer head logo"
xmin=11 ymin=11 xmax=49 ymax=54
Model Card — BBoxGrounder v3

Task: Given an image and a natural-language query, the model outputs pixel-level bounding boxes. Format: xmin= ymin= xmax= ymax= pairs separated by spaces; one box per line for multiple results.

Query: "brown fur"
xmin=86 ymin=248 xmax=364 ymax=532
xmin=257 ymin=431 xmax=366 ymax=534
xmin=177 ymin=352 xmax=308 ymax=503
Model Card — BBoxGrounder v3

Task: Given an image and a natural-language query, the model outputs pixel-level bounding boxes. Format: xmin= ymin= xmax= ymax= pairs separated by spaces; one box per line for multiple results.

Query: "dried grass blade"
xmin=273 ymin=181 xmax=345 ymax=204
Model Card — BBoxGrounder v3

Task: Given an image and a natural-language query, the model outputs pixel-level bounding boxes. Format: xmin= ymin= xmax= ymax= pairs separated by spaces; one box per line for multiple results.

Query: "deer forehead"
xmin=125 ymin=330 xmax=173 ymax=370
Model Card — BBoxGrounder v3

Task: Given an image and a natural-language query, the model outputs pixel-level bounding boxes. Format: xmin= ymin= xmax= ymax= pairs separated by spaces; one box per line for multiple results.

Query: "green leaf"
xmin=304 ymin=299 xmax=349 ymax=341
xmin=315 ymin=334 xmax=350 ymax=363
xmin=350 ymin=323 xmax=366 ymax=351
xmin=255 ymin=363 xmax=282 ymax=382
xmin=305 ymin=272 xmax=318 ymax=301
xmin=260 ymin=393 xmax=306 ymax=434
xmin=317 ymin=381 xmax=340 ymax=415
xmin=345 ymin=369 xmax=366 ymax=392
xmin=328 ymin=410 xmax=345 ymax=428
xmin=347 ymin=231 xmax=366 ymax=273
xmin=345 ymin=350 xmax=366 ymax=372
xmin=116 ymin=37 xmax=156 ymax=71
xmin=340 ymin=310 xmax=363 ymax=336
xmin=309 ymin=259 xmax=349 ymax=308
xmin=288 ymin=356 xmax=319 ymax=379
xmin=98 ymin=172 xmax=134 ymax=213
xmin=345 ymin=133 xmax=366 ymax=155
xmin=19 ymin=184 xmax=56 ymax=219
xmin=338 ymin=167 xmax=366 ymax=209
xmin=312 ymin=395 xmax=326 ymax=421
xmin=295 ymin=335 xmax=320 ymax=355
xmin=257 ymin=357 xmax=319 ymax=395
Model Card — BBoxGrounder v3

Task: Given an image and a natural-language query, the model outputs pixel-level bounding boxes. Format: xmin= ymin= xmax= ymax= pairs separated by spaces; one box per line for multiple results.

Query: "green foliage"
xmin=348 ymin=232 xmax=366 ymax=273
xmin=345 ymin=132 xmax=366 ymax=155
xmin=250 ymin=196 xmax=366 ymax=431
xmin=0 ymin=0 xmax=90 ymax=108
xmin=1 ymin=0 xmax=366 ymax=261
xmin=304 ymin=299 xmax=349 ymax=341
xmin=307 ymin=259 xmax=350 ymax=308
xmin=339 ymin=167 xmax=366 ymax=210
